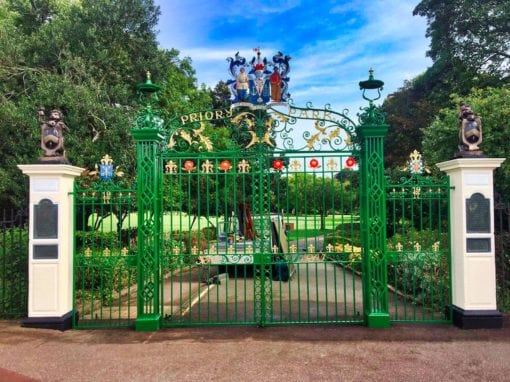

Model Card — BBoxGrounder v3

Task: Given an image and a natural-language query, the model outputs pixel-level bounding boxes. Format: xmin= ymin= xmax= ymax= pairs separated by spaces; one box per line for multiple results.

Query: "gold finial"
xmin=146 ymin=71 xmax=151 ymax=80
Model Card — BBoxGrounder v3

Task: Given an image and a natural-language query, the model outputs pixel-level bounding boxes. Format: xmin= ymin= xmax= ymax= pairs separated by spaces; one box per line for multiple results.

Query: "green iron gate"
xmin=156 ymin=105 xmax=364 ymax=327
xmin=72 ymin=72 xmax=451 ymax=329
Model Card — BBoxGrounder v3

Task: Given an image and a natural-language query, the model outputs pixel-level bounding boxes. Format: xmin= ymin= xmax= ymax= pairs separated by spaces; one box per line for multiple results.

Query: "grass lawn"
xmin=90 ymin=212 xmax=359 ymax=237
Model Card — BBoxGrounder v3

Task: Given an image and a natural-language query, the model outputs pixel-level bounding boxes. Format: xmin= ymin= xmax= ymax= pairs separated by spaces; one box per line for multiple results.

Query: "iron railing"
xmin=73 ymin=185 xmax=138 ymax=329
xmin=0 ymin=208 xmax=28 ymax=318
xmin=385 ymin=174 xmax=451 ymax=323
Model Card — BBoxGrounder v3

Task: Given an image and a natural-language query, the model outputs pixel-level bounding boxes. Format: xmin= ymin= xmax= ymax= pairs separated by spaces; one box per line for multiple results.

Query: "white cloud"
xmin=155 ymin=0 xmax=432 ymax=114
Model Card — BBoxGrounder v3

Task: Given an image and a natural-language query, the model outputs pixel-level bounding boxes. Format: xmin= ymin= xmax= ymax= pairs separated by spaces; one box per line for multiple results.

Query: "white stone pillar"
xmin=18 ymin=164 xmax=83 ymax=330
xmin=437 ymin=158 xmax=505 ymax=329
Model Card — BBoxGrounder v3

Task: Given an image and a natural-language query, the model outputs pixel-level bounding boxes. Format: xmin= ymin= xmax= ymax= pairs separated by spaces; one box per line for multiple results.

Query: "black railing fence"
xmin=0 ymin=208 xmax=28 ymax=318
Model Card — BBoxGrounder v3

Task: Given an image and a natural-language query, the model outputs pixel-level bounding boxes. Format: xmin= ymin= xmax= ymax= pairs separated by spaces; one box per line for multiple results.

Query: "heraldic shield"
xmin=227 ymin=49 xmax=291 ymax=107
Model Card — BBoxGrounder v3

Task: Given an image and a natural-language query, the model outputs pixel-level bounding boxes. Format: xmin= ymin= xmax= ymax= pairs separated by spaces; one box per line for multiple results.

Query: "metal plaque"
xmin=466 ymin=193 xmax=490 ymax=233
xmin=34 ymin=199 xmax=58 ymax=239
xmin=466 ymin=238 xmax=491 ymax=253
xmin=33 ymin=244 xmax=59 ymax=259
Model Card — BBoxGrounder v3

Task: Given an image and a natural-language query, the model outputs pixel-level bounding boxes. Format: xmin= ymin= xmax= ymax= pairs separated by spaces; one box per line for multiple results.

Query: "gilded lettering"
xmin=299 ymin=110 xmax=309 ymax=118
xmin=289 ymin=107 xmax=297 ymax=115
xmin=312 ymin=111 xmax=320 ymax=119
xmin=215 ymin=110 xmax=224 ymax=119
xmin=225 ymin=109 xmax=233 ymax=118
xmin=180 ymin=115 xmax=189 ymax=125
xmin=205 ymin=111 xmax=214 ymax=120
xmin=189 ymin=113 xmax=199 ymax=122
xmin=323 ymin=111 xmax=332 ymax=121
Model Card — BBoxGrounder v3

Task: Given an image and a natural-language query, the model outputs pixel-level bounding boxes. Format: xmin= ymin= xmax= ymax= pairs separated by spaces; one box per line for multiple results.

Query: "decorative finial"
xmin=359 ymin=68 xmax=384 ymax=102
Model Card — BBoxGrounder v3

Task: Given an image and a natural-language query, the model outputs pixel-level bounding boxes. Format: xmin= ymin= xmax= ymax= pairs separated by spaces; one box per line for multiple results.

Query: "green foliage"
xmin=0 ymin=0 xmax=211 ymax=210
xmin=422 ymin=86 xmax=510 ymax=200
xmin=414 ymin=0 xmax=510 ymax=78
xmin=0 ymin=226 xmax=28 ymax=317
xmin=495 ymin=232 xmax=510 ymax=312
xmin=285 ymin=173 xmax=358 ymax=229
xmin=387 ymin=230 xmax=450 ymax=308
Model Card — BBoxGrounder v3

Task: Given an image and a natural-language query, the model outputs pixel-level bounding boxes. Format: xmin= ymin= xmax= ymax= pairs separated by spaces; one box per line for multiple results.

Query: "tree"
xmin=0 ymin=0 xmax=209 ymax=210
xmin=422 ymin=85 xmax=510 ymax=201
xmin=286 ymin=173 xmax=355 ymax=230
xmin=414 ymin=0 xmax=510 ymax=79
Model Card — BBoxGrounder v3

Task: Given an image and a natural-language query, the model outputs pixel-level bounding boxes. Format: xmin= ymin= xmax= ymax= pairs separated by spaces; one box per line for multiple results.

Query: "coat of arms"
xmin=227 ymin=49 xmax=291 ymax=107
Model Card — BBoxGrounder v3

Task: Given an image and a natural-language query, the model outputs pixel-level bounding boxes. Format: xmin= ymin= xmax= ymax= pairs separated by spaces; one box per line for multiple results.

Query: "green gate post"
xmin=358 ymin=70 xmax=390 ymax=328
xmin=132 ymin=74 xmax=164 ymax=331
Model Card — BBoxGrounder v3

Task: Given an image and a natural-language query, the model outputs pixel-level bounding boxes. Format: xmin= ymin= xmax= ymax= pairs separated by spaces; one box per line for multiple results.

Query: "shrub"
xmin=496 ymin=232 xmax=510 ymax=312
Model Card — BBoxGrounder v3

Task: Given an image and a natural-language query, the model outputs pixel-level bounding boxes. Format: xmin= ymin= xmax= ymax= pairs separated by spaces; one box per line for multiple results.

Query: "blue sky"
xmin=154 ymin=0 xmax=431 ymax=114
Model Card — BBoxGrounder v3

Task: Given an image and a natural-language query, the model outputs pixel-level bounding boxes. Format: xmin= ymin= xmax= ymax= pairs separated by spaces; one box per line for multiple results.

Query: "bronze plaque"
xmin=33 ymin=244 xmax=59 ymax=259
xmin=34 ymin=199 xmax=58 ymax=239
xmin=466 ymin=193 xmax=490 ymax=233
xmin=466 ymin=238 xmax=491 ymax=253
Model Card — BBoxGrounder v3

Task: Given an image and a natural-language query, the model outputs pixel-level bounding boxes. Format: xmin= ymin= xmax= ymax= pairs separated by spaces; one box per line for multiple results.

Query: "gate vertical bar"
xmin=253 ymin=109 xmax=272 ymax=326
xmin=358 ymin=70 xmax=390 ymax=328
xmin=132 ymin=75 xmax=164 ymax=331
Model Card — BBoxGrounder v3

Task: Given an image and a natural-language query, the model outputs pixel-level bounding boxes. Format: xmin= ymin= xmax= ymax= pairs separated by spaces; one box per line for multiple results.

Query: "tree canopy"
xmin=384 ymin=0 xmax=510 ymax=202
xmin=0 ymin=0 xmax=211 ymax=209
xmin=414 ymin=0 xmax=510 ymax=79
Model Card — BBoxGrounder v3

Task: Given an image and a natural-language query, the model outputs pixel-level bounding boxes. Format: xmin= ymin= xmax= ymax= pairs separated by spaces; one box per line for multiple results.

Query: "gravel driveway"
xmin=0 ymin=317 xmax=509 ymax=382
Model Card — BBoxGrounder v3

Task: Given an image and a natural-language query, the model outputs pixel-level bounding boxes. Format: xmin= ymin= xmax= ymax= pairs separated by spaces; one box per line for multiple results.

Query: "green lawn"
xmin=89 ymin=212 xmax=359 ymax=235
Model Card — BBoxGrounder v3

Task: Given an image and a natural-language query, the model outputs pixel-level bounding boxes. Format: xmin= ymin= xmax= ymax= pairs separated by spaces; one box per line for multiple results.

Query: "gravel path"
xmin=0 ymin=318 xmax=509 ymax=382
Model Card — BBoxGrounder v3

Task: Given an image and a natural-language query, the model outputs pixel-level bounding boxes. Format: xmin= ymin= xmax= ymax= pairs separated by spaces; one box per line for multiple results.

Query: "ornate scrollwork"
xmin=167 ymin=121 xmax=213 ymax=152
xmin=357 ymin=103 xmax=386 ymax=126
xmin=268 ymin=103 xmax=357 ymax=152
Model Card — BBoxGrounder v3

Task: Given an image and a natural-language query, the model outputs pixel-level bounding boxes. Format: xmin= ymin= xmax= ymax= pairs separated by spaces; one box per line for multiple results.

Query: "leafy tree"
xmin=285 ymin=173 xmax=356 ymax=230
xmin=414 ymin=0 xmax=510 ymax=79
xmin=0 ymin=0 xmax=209 ymax=211
xmin=422 ymin=86 xmax=510 ymax=200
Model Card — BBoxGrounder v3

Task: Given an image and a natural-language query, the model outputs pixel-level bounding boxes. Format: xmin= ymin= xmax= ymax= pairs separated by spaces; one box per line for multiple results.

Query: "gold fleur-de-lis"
xmin=432 ymin=241 xmax=440 ymax=252
xmin=289 ymin=160 xmax=302 ymax=171
xmin=84 ymin=247 xmax=92 ymax=257
xmin=326 ymin=159 xmax=338 ymax=170
xmin=396 ymin=242 xmax=403 ymax=252
xmin=326 ymin=243 xmax=334 ymax=252
xmin=272 ymin=245 xmax=279 ymax=254
xmin=237 ymin=159 xmax=251 ymax=173
xmin=201 ymin=160 xmax=214 ymax=173
xmin=290 ymin=244 xmax=297 ymax=253
xmin=121 ymin=247 xmax=129 ymax=256
xmin=414 ymin=242 xmax=422 ymax=251
xmin=165 ymin=160 xmax=178 ymax=173
xmin=103 ymin=248 xmax=111 ymax=256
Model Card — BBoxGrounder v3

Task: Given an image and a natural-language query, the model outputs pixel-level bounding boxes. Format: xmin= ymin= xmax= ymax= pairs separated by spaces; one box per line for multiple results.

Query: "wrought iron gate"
xmin=72 ymin=72 xmax=451 ymax=330
xmin=154 ymin=104 xmax=364 ymax=327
